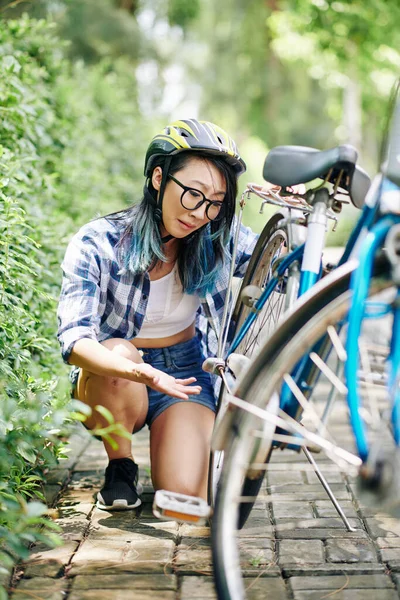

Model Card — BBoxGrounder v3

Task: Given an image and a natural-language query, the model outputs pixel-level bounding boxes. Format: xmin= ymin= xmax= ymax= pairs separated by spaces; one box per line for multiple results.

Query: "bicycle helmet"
xmin=144 ymin=119 xmax=246 ymax=177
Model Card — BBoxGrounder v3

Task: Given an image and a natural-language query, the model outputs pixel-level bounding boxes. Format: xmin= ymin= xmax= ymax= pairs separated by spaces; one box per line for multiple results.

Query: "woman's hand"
xmin=129 ymin=362 xmax=202 ymax=400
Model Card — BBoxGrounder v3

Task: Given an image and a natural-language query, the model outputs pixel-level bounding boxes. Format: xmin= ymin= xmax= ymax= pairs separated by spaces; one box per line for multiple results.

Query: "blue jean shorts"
xmin=70 ymin=337 xmax=216 ymax=429
xmin=138 ymin=336 xmax=216 ymax=427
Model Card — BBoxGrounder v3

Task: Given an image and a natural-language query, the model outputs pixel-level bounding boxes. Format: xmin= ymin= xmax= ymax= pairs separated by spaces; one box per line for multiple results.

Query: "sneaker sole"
xmin=96 ymin=482 xmax=143 ymax=511
xmin=96 ymin=494 xmax=142 ymax=511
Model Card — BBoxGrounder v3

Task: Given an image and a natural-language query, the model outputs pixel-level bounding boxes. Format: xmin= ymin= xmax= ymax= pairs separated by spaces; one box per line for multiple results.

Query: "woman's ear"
xmin=151 ymin=166 xmax=163 ymax=191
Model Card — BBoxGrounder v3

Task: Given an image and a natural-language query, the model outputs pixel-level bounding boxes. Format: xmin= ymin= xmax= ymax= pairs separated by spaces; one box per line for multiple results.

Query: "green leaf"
xmin=94 ymin=405 xmax=115 ymax=425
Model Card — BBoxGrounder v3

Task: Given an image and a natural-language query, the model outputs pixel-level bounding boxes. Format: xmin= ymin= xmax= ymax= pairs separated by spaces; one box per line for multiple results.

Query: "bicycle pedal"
xmin=153 ymin=489 xmax=212 ymax=525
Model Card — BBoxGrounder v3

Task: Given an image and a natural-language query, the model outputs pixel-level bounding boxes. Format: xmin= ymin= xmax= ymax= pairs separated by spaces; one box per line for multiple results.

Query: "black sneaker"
xmin=97 ymin=458 xmax=143 ymax=511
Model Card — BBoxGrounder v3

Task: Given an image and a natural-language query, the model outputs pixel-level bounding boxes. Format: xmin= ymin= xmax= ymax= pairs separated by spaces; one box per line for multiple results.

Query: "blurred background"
xmin=1 ymin=0 xmax=400 ymax=575
xmin=2 ymin=0 xmax=400 ymax=234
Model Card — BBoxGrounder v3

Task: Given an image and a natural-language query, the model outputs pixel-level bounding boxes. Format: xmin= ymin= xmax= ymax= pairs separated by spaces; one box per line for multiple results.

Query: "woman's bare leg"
xmin=150 ymin=402 xmax=215 ymax=499
xmin=75 ymin=338 xmax=148 ymax=460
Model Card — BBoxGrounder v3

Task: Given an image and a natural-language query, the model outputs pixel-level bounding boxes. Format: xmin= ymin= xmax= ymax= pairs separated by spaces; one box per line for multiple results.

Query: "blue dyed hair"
xmin=111 ymin=151 xmax=238 ymax=296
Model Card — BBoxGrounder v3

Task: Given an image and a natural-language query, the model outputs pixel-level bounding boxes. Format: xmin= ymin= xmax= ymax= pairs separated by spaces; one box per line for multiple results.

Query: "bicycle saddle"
xmin=263 ymin=144 xmax=371 ymax=209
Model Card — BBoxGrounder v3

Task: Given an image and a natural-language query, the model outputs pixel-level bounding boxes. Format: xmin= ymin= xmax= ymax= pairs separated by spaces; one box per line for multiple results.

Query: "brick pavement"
xmin=7 ymin=415 xmax=400 ymax=600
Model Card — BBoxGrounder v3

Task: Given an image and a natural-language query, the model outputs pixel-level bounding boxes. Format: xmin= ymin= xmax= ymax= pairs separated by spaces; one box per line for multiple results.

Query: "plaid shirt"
xmin=57 ymin=214 xmax=258 ymax=363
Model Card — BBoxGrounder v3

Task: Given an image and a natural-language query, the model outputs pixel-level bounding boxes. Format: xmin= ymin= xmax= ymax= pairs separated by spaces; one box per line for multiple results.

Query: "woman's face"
xmin=151 ymin=157 xmax=227 ymax=239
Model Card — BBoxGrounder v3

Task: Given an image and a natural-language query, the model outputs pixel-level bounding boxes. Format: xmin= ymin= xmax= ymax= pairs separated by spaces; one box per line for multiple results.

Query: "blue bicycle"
xmin=208 ymin=144 xmax=370 ymax=514
xmin=212 ymin=81 xmax=400 ymax=600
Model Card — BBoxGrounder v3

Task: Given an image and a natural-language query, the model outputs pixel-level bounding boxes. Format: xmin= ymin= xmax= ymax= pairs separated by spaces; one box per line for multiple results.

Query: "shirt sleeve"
xmin=57 ymin=231 xmax=103 ymax=363
xmin=231 ymin=218 xmax=259 ymax=278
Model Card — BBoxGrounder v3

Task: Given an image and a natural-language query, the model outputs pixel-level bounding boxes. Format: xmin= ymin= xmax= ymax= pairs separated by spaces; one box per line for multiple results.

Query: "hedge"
xmin=0 ymin=15 xmax=153 ymax=594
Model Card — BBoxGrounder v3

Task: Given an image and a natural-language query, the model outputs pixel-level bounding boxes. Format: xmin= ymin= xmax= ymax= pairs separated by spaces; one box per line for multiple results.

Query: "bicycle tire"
xmin=212 ymin=260 xmax=393 ymax=600
xmin=208 ymin=212 xmax=293 ymax=508
xmin=233 ymin=211 xmax=292 ymax=356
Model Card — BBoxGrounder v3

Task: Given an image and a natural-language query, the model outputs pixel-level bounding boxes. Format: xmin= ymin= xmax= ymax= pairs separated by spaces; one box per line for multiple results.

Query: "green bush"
xmin=0 ymin=14 xmax=154 ymax=592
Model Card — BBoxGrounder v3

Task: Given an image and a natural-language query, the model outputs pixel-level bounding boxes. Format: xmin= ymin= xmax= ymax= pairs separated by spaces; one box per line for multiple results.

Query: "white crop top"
xmin=137 ymin=263 xmax=200 ymax=338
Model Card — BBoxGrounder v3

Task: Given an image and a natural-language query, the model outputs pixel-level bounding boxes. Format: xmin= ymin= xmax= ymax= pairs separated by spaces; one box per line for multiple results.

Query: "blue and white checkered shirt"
xmin=57 ymin=214 xmax=258 ymax=363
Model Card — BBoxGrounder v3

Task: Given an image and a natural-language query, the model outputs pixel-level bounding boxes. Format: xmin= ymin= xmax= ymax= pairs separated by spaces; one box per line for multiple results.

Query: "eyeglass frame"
xmin=168 ymin=174 xmax=226 ymax=221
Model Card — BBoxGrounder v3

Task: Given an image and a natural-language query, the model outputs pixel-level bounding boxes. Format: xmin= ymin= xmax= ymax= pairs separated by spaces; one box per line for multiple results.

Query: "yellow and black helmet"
xmin=144 ymin=119 xmax=246 ymax=177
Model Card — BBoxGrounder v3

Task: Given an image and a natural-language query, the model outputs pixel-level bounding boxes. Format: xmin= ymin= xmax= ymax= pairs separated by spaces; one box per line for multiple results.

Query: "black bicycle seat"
xmin=263 ymin=144 xmax=370 ymax=209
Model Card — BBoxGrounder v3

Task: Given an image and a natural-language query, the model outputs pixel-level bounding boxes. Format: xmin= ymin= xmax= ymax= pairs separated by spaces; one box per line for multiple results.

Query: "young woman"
xmin=57 ymin=119 xmax=258 ymax=511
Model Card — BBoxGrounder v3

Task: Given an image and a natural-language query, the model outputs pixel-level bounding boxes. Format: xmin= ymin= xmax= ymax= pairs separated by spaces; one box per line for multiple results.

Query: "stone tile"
xmin=326 ymin=538 xmax=378 ymax=563
xmin=268 ymin=489 xmax=351 ymax=502
xmin=92 ymin=510 xmax=178 ymax=540
xmin=59 ymin=488 xmax=96 ymax=514
xmin=54 ymin=512 xmax=90 ymax=543
xmin=376 ymin=537 xmax=400 ymax=549
xmin=289 ymin=574 xmax=395 ymax=590
xmin=380 ymin=548 xmax=400 ymax=561
xmin=243 ymin=576 xmax=288 ymax=599
xmin=180 ymin=575 xmax=217 ymax=599
xmin=178 ymin=524 xmax=211 ymax=538
xmin=69 ymin=538 xmax=175 ymax=575
xmin=304 ymin=468 xmax=344 ymax=484
xmin=71 ymin=573 xmax=176 ymax=590
xmin=175 ymin=538 xmax=213 ymax=575
xmin=267 ymin=471 xmax=304 ymax=486
xmin=314 ymin=500 xmax=359 ymax=519
xmin=238 ymin=510 xmax=274 ymax=538
xmin=365 ymin=517 xmax=400 ymax=538
xmin=11 ymin=578 xmax=67 ymax=600
xmin=292 ymin=590 xmax=398 ymax=600
xmin=278 ymin=539 xmax=324 ymax=565
xmin=275 ymin=518 xmax=363 ymax=540
xmin=180 ymin=573 xmax=286 ymax=599
xmin=276 ymin=515 xmax=364 ymax=531
xmin=269 ymin=483 xmax=348 ymax=495
xmin=69 ymin=591 xmax=175 ymax=600
xmin=281 ymin=563 xmax=385 ymax=577
xmin=69 ymin=471 xmax=103 ymax=491
xmin=238 ymin=537 xmax=275 ymax=573
xmin=386 ymin=559 xmax=400 ymax=572
xmin=22 ymin=541 xmax=79 ymax=577
xmin=273 ymin=502 xmax=314 ymax=520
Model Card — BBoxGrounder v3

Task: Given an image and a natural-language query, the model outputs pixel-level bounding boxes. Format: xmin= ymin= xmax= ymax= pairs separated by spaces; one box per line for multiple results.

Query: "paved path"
xmin=9 ymin=412 xmax=400 ymax=600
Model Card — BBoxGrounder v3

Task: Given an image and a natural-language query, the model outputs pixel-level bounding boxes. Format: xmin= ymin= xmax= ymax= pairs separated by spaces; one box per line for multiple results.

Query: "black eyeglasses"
xmin=168 ymin=175 xmax=226 ymax=221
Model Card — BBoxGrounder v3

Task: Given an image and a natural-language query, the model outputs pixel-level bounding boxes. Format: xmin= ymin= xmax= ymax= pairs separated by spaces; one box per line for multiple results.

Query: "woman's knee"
xmin=94 ymin=339 xmax=143 ymax=391
xmin=101 ymin=338 xmax=143 ymax=362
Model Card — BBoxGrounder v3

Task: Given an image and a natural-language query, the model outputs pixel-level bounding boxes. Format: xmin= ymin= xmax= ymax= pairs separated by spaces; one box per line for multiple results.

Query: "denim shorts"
xmin=70 ymin=337 xmax=216 ymax=430
xmin=138 ymin=336 xmax=216 ymax=427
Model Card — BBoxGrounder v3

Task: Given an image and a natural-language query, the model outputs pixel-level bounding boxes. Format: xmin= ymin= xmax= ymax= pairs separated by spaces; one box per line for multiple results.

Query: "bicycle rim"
xmin=209 ymin=214 xmax=292 ymax=508
xmin=234 ymin=216 xmax=290 ymax=357
xmin=212 ymin=263 xmax=394 ymax=600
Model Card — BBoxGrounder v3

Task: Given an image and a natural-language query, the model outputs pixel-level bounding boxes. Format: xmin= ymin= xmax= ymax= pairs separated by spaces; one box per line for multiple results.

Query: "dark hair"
xmin=109 ymin=151 xmax=238 ymax=295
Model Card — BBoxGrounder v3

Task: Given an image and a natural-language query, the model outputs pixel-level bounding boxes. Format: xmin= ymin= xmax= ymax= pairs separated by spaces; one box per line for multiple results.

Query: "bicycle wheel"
xmin=208 ymin=212 xmax=297 ymax=507
xmin=212 ymin=261 xmax=395 ymax=600
xmin=233 ymin=211 xmax=295 ymax=356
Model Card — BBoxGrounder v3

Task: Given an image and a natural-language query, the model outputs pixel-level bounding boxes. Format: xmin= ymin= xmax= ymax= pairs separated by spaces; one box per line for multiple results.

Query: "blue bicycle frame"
xmin=346 ymin=180 xmax=400 ymax=461
xmin=229 ymin=198 xmax=376 ymax=356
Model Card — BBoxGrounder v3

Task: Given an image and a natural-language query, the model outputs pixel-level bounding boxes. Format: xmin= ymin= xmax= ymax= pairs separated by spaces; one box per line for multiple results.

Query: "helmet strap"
xmin=155 ymin=156 xmax=174 ymax=243
xmin=157 ymin=156 xmax=172 ymax=218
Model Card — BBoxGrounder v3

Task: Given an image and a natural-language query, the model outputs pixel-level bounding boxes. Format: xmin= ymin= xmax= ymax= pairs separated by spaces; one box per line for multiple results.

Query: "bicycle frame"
xmin=228 ymin=191 xmax=375 ymax=357
xmin=346 ymin=192 xmax=400 ymax=461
